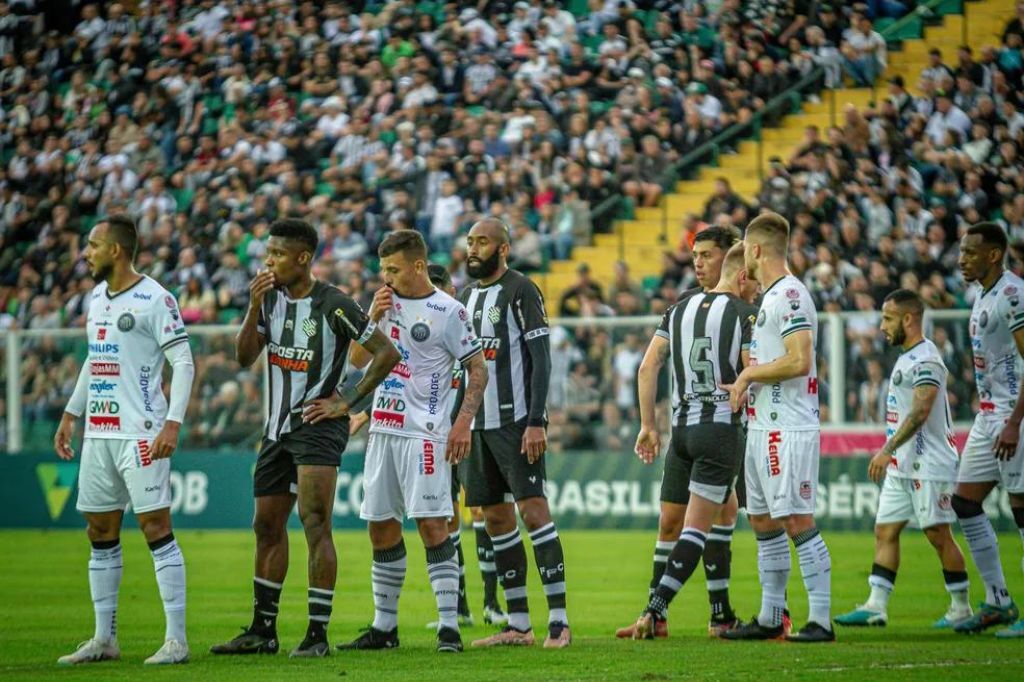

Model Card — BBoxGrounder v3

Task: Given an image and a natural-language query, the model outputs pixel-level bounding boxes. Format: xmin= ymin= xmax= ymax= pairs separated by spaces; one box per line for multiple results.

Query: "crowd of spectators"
xmin=2 ymin=0 xmax=1019 ymax=452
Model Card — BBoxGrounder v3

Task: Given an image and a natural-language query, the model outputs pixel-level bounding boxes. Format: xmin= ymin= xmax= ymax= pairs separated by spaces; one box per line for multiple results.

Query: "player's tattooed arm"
xmin=635 ymin=335 xmax=669 ymax=464
xmin=448 ymin=350 xmax=488 ymax=464
xmin=868 ymin=383 xmax=939 ymax=482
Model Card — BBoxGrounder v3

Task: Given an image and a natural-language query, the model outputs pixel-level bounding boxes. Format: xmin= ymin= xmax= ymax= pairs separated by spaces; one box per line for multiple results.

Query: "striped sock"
xmin=451 ymin=530 xmax=470 ymax=616
xmin=959 ymin=512 xmax=1011 ymax=607
xmin=474 ymin=521 xmax=499 ymax=607
xmin=794 ymin=528 xmax=832 ymax=629
xmin=306 ymin=587 xmax=334 ymax=643
xmin=426 ymin=538 xmax=460 ymax=632
xmin=89 ymin=539 xmax=122 ymax=644
xmin=756 ymin=530 xmax=790 ymax=628
xmin=704 ymin=524 xmax=735 ymax=620
xmin=491 ymin=528 xmax=530 ymax=631
xmin=149 ymin=534 xmax=187 ymax=644
xmin=251 ymin=577 xmax=282 ymax=634
xmin=650 ymin=540 xmax=674 ymax=597
xmin=372 ymin=540 xmax=407 ymax=632
xmin=529 ymin=522 xmax=568 ymax=625
xmin=649 ymin=528 xmax=707 ymax=618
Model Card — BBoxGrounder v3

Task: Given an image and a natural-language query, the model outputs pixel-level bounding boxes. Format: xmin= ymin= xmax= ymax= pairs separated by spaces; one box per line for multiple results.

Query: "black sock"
xmin=306 ymin=587 xmax=333 ymax=643
xmin=704 ymin=524 xmax=735 ymax=621
xmin=452 ymin=530 xmax=470 ymax=616
xmin=650 ymin=540 xmax=674 ymax=597
xmin=649 ymin=528 xmax=707 ymax=618
xmin=491 ymin=527 xmax=530 ymax=629
xmin=528 ymin=522 xmax=567 ymax=624
xmin=252 ymin=577 xmax=282 ymax=634
xmin=475 ymin=521 xmax=499 ymax=607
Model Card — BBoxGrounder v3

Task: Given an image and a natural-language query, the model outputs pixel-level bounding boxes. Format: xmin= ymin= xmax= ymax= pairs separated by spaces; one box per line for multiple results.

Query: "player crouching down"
xmin=337 ymin=231 xmax=488 ymax=654
xmin=836 ymin=290 xmax=973 ymax=629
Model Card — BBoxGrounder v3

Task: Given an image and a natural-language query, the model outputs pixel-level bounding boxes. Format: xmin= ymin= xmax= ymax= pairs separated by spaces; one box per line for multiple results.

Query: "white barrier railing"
xmin=1 ymin=310 xmax=975 ymax=453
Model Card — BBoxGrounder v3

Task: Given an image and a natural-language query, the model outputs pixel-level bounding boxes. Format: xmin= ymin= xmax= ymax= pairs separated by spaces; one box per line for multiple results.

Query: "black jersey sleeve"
xmin=514 ymin=280 xmax=551 ymax=427
xmin=327 ymin=290 xmax=373 ymax=344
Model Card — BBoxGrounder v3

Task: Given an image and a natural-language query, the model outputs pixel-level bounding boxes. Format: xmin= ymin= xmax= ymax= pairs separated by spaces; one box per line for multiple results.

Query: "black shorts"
xmin=451 ymin=462 xmax=461 ymax=503
xmin=464 ymin=419 xmax=546 ymax=507
xmin=659 ymin=423 xmax=743 ymax=506
xmin=254 ymin=424 xmax=347 ymax=497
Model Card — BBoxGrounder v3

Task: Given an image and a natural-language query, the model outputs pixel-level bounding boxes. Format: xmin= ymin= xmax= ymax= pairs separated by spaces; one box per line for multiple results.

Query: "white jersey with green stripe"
xmin=885 ymin=338 xmax=958 ymax=481
xmin=747 ymin=275 xmax=820 ymax=432
xmin=970 ymin=271 xmax=1024 ymax=417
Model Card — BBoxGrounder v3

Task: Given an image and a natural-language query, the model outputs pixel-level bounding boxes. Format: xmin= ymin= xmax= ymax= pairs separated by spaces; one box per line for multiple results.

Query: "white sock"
xmin=866 ymin=570 xmax=894 ymax=611
xmin=89 ymin=542 xmax=122 ymax=644
xmin=372 ymin=541 xmax=407 ymax=632
xmin=794 ymin=528 xmax=831 ymax=628
xmin=549 ymin=608 xmax=568 ymax=625
xmin=150 ymin=535 xmax=187 ymax=644
xmin=426 ymin=538 xmax=460 ymax=632
xmin=508 ymin=611 xmax=531 ymax=632
xmin=756 ymin=531 xmax=790 ymax=627
xmin=959 ymin=513 xmax=1012 ymax=607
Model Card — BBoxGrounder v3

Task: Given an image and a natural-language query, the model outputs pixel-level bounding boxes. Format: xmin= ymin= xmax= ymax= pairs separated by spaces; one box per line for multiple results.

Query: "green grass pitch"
xmin=1 ymin=529 xmax=1022 ymax=680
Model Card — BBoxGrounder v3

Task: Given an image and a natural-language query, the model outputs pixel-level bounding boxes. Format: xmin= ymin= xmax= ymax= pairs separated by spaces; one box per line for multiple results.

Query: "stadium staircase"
xmin=531 ymin=0 xmax=1015 ymax=307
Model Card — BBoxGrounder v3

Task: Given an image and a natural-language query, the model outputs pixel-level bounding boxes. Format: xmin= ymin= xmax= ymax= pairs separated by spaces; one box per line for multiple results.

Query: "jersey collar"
xmin=762 ymin=274 xmax=790 ymax=297
xmin=104 ymin=275 xmax=146 ymax=300
xmin=475 ymin=268 xmax=512 ymax=290
xmin=981 ymin=270 xmax=1006 ymax=298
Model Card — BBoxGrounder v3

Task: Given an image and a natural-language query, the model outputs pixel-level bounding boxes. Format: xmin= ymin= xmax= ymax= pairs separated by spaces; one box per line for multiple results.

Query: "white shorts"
xmin=76 ymin=437 xmax=172 ymax=514
xmin=360 ymin=432 xmax=452 ymax=522
xmin=958 ymin=416 xmax=1024 ymax=493
xmin=745 ymin=429 xmax=819 ymax=519
xmin=877 ymin=475 xmax=956 ymax=528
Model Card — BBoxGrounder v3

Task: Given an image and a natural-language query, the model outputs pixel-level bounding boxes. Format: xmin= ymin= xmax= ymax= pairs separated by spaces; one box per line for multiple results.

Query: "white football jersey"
xmin=84 ymin=276 xmax=188 ymax=439
xmin=370 ymin=288 xmax=482 ymax=442
xmin=747 ymin=275 xmax=820 ymax=432
xmin=969 ymin=271 xmax=1024 ymax=417
xmin=884 ymin=338 xmax=959 ymax=481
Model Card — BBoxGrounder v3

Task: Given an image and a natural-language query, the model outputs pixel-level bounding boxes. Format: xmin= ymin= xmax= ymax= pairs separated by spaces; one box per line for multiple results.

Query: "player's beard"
xmin=92 ymin=261 xmax=113 ymax=283
xmin=467 ymin=249 xmax=501 ymax=279
xmin=888 ymin=325 xmax=906 ymax=347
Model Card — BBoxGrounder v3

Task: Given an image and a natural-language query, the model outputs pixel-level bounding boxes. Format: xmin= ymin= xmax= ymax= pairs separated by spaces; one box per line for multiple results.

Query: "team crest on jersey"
xmin=487 ymin=306 xmax=501 ymax=323
xmin=164 ymin=295 xmax=179 ymax=320
xmin=117 ymin=312 xmax=135 ymax=332
xmin=893 ymin=370 xmax=903 ymax=386
xmin=757 ymin=310 xmax=766 ymax=326
xmin=979 ymin=311 xmax=989 ymax=329
xmin=285 ymin=319 xmax=294 ymax=330
xmin=411 ymin=322 xmax=431 ymax=342
xmin=302 ymin=318 xmax=317 ymax=337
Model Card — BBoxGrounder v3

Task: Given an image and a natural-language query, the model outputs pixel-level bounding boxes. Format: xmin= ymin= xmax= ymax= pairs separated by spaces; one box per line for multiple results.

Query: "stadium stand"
xmin=1 ymin=0 xmax=1023 ymax=454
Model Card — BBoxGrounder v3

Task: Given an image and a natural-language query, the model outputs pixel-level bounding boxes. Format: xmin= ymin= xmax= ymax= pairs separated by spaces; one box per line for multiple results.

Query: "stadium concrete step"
xmin=596 ymin=225 xmax=670 ymax=246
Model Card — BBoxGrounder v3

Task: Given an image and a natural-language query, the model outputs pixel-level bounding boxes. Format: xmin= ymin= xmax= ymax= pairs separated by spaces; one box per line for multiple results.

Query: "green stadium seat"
xmin=568 ymin=0 xmax=589 ymax=18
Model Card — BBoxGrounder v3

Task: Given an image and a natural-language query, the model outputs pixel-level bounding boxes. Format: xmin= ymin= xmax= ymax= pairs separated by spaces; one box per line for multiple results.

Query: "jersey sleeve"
xmin=997 ymin=285 xmax=1024 ymax=334
xmin=778 ymin=286 xmax=815 ymax=338
xmin=655 ymin=306 xmax=672 ymax=341
xmin=513 ymin=280 xmax=549 ymax=342
xmin=740 ymin=304 xmax=756 ymax=350
xmin=152 ymin=293 xmax=189 ymax=351
xmin=911 ymin=359 xmax=945 ymax=388
xmin=446 ymin=303 xmax=483 ymax=363
xmin=329 ymin=292 xmax=374 ymax=344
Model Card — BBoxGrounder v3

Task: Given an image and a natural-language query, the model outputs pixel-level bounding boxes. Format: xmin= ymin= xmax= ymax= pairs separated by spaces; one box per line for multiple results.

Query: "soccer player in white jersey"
xmin=952 ymin=222 xmax=1024 ymax=637
xmin=722 ymin=212 xmax=835 ymax=643
xmin=835 ymin=290 xmax=972 ymax=628
xmin=338 ymin=230 xmax=488 ymax=654
xmin=53 ymin=215 xmax=195 ymax=665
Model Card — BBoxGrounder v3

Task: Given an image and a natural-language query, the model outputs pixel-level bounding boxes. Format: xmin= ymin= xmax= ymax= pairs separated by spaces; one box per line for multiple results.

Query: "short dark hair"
xmin=693 ymin=225 xmax=741 ymax=252
xmin=379 ymin=229 xmax=428 ymax=261
xmin=427 ymin=263 xmax=452 ymax=289
xmin=884 ymin=288 xmax=925 ymax=317
xmin=269 ymin=218 xmax=318 ymax=254
xmin=101 ymin=214 xmax=139 ymax=260
xmin=967 ymin=221 xmax=1008 ymax=253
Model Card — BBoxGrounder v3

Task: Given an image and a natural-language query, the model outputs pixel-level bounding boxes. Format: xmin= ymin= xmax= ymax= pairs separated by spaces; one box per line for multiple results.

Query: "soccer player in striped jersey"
xmin=629 ymin=242 xmax=757 ymax=639
xmin=951 ymin=222 xmax=1024 ymax=637
xmin=55 ymin=216 xmax=195 ymax=665
xmin=722 ymin=212 xmax=834 ymax=643
xmin=458 ymin=218 xmax=571 ymax=649
xmin=835 ymin=289 xmax=972 ymax=629
xmin=617 ymin=226 xmax=753 ymax=639
xmin=211 ymin=219 xmax=400 ymax=658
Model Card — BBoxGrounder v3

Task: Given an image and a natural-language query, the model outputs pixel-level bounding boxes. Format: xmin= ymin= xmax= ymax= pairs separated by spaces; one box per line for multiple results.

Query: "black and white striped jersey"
xmin=656 ymin=290 xmax=756 ymax=427
xmin=258 ymin=281 xmax=373 ymax=445
xmin=458 ymin=269 xmax=549 ymax=430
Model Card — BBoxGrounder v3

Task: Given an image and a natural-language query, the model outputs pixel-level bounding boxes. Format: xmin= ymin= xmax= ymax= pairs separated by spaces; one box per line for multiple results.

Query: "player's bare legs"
xmin=210 ymin=494 xmax=292 ymax=656
xmin=633 ymin=493 xmax=725 ymax=639
xmin=952 ymin=481 xmax=1022 ymax=633
xmin=292 ymin=465 xmax=338 ymax=656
